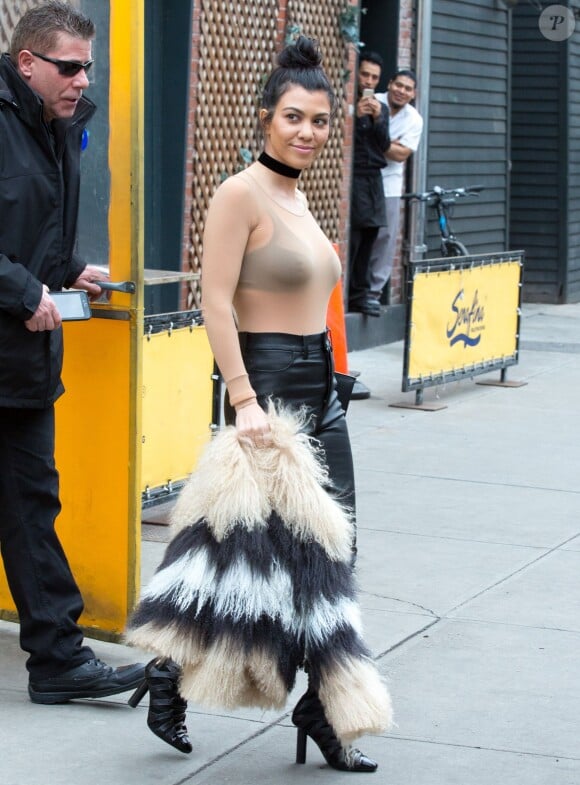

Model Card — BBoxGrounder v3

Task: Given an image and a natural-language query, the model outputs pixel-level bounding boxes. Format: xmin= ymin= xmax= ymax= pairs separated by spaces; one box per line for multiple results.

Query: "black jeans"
xmin=224 ymin=332 xmax=356 ymax=546
xmin=0 ymin=406 xmax=94 ymax=677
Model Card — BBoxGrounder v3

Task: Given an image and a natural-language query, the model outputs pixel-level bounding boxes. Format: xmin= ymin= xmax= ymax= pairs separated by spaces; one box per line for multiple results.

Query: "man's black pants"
xmin=0 ymin=406 xmax=93 ymax=678
xmin=348 ymin=226 xmax=379 ymax=309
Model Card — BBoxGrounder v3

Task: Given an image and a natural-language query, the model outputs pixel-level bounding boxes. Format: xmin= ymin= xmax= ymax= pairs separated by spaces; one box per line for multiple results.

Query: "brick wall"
xmin=338 ymin=1 xmax=359 ymax=270
xmin=389 ymin=0 xmax=415 ymax=306
xmin=180 ymin=1 xmax=201 ymax=308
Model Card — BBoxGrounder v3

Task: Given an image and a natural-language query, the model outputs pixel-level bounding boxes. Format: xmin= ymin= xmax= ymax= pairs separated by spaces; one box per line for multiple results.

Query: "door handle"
xmin=97 ymin=280 xmax=136 ymax=294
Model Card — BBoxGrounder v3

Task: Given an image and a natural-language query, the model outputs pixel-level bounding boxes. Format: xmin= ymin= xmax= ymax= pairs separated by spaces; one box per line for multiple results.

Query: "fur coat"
xmin=126 ymin=406 xmax=392 ymax=743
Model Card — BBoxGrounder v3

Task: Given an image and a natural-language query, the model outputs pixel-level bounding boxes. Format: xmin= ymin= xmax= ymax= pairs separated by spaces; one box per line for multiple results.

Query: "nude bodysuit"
xmin=202 ymin=169 xmax=341 ymax=407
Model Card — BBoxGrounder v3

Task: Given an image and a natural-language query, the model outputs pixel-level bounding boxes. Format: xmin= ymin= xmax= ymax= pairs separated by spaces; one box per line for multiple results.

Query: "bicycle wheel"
xmin=442 ymin=238 xmax=468 ymax=257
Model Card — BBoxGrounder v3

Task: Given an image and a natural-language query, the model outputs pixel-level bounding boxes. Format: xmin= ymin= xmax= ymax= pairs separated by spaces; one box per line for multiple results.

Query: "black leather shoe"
xmin=362 ymin=298 xmax=381 ymax=317
xmin=29 ymin=658 xmax=146 ymax=704
xmin=349 ymin=300 xmax=381 ymax=317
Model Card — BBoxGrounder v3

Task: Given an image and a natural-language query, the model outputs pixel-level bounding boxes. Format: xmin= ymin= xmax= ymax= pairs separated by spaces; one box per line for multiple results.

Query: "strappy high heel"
xmin=129 ymin=658 xmax=192 ymax=754
xmin=292 ymin=688 xmax=377 ymax=772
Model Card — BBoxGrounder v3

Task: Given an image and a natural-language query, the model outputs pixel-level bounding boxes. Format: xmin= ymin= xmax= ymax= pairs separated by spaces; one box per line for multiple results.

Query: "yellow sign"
xmin=141 ymin=324 xmax=214 ymax=493
xmin=407 ymin=258 xmax=522 ymax=385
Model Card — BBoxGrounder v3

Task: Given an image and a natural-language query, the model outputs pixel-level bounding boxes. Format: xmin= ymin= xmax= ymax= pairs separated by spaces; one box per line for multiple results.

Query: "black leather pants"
xmin=224 ymin=331 xmax=356 ymax=543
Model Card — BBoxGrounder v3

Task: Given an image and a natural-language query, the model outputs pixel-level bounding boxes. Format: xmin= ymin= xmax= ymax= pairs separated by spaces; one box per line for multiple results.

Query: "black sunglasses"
xmin=31 ymin=51 xmax=93 ymax=77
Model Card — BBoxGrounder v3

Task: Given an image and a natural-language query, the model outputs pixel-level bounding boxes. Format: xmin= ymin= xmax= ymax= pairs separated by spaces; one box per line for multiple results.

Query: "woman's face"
xmin=261 ymin=85 xmax=331 ymax=170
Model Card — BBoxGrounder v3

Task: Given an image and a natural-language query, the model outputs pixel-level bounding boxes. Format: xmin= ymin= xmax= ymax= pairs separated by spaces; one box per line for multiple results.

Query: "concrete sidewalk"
xmin=1 ymin=303 xmax=579 ymax=785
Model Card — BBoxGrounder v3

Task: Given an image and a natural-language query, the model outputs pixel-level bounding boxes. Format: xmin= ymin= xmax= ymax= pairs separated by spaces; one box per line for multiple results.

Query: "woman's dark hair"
xmin=260 ymin=35 xmax=337 ymax=124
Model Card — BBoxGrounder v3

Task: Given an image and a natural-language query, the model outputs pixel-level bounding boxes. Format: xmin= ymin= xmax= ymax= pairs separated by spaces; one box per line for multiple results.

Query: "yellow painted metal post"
xmin=103 ymin=0 xmax=145 ymax=622
xmin=0 ymin=0 xmax=145 ymax=638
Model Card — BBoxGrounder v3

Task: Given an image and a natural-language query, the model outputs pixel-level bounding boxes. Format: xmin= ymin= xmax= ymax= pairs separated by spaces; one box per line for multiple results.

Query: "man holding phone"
xmin=0 ymin=2 xmax=144 ymax=703
xmin=348 ymin=51 xmax=390 ymax=317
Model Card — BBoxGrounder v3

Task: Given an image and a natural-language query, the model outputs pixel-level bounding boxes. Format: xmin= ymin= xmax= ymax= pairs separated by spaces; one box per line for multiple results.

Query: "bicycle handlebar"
xmin=402 ymin=184 xmax=485 ymax=201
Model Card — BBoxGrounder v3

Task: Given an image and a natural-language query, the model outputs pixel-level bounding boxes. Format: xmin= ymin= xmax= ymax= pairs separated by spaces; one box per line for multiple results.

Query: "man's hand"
xmin=70 ymin=265 xmax=110 ymax=300
xmin=24 ymin=285 xmax=62 ymax=332
xmin=357 ymin=96 xmax=382 ymax=119
xmin=386 ymin=138 xmax=413 ymax=162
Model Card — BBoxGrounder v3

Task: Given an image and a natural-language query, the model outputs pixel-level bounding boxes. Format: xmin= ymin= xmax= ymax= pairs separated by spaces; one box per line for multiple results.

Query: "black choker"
xmin=258 ymin=151 xmax=301 ymax=179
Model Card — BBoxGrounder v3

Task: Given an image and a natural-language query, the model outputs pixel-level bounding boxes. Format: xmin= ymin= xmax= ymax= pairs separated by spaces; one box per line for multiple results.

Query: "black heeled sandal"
xmin=129 ymin=658 xmax=192 ymax=754
xmin=292 ymin=689 xmax=377 ymax=772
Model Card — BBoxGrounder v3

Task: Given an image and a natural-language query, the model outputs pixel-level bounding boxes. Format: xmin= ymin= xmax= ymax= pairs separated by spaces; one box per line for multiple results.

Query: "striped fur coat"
xmin=126 ymin=406 xmax=392 ymax=743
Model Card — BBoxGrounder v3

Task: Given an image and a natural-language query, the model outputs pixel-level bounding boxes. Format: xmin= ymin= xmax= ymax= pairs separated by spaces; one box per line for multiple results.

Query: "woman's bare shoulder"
xmin=212 ymin=170 xmax=255 ymax=202
xmin=205 ymin=170 xmax=261 ymax=236
xmin=208 ymin=170 xmax=262 ymax=230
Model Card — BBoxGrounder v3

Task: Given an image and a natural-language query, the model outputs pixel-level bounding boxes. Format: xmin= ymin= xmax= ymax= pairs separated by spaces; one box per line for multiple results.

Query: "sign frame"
xmin=401 ymin=251 xmax=525 ymax=405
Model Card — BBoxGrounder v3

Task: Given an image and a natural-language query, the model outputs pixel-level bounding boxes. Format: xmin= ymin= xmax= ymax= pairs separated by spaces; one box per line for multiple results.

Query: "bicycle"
xmin=402 ymin=184 xmax=484 ymax=257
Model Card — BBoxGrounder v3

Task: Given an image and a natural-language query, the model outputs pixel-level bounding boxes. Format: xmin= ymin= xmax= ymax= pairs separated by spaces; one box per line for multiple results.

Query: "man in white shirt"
xmin=370 ymin=70 xmax=423 ymax=301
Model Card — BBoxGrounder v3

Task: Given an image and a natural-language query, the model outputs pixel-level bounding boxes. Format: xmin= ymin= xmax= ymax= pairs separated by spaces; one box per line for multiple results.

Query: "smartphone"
xmin=49 ymin=290 xmax=92 ymax=321
xmin=362 ymin=88 xmax=374 ymax=99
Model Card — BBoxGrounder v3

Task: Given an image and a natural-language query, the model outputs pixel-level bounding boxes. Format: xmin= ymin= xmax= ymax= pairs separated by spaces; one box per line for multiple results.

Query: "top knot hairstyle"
xmin=10 ymin=0 xmax=95 ymax=60
xmin=260 ymin=35 xmax=338 ymax=125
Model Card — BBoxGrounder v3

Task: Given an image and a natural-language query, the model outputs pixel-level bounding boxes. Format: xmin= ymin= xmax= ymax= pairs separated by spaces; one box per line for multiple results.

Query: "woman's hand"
xmin=235 ymin=401 xmax=272 ymax=448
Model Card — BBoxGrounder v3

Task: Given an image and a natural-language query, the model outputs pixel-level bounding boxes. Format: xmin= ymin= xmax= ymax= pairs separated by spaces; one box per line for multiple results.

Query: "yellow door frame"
xmin=0 ymin=0 xmax=146 ymax=639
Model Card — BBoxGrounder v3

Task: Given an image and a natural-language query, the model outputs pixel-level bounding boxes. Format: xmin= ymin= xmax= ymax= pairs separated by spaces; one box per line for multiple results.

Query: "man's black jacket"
xmin=0 ymin=54 xmax=96 ymax=408
xmin=353 ymin=103 xmax=390 ymax=174
xmin=351 ymin=103 xmax=390 ymax=228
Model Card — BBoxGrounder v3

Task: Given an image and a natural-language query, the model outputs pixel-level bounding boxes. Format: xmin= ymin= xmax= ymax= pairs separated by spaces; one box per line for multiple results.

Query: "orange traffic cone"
xmin=326 ymin=276 xmax=350 ymax=375
xmin=326 ymin=245 xmax=370 ymax=400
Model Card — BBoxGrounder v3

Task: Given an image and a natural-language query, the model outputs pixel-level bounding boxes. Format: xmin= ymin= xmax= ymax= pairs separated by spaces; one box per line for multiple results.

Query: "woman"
xmin=129 ymin=36 xmax=387 ymax=771
xmin=201 ymin=36 xmax=375 ymax=772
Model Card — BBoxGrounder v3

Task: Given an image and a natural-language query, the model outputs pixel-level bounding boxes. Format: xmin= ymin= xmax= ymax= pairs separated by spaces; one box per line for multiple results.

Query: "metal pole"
xmin=408 ymin=0 xmax=433 ymax=261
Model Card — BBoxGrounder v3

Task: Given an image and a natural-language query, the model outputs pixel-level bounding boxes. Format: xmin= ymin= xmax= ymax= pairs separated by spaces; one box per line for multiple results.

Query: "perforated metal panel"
xmin=187 ymin=0 xmax=349 ymax=309
xmin=285 ymin=0 xmax=348 ymax=240
xmin=186 ymin=1 xmax=278 ymax=309
xmin=0 ymin=1 xmax=39 ymax=50
xmin=1 ymin=0 xmax=80 ymax=53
